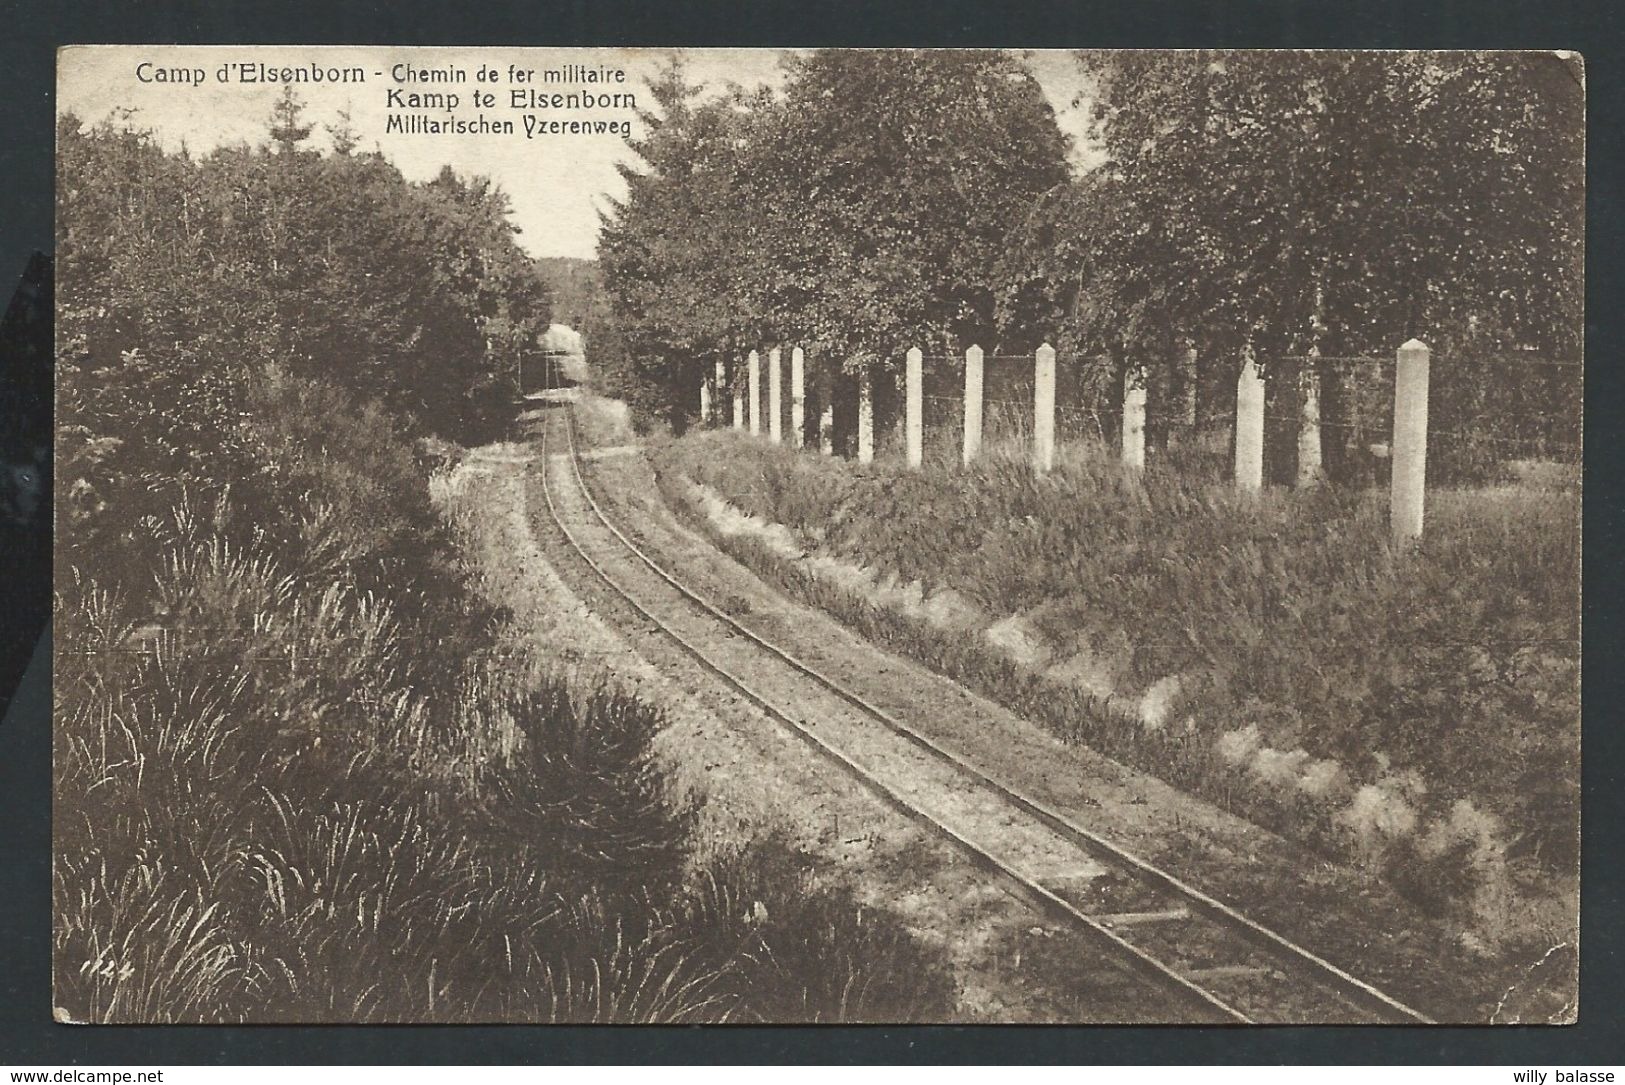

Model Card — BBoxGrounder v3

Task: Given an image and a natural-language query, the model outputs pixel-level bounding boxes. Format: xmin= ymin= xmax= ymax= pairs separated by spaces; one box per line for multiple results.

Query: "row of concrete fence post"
xmin=699 ymin=339 xmax=1431 ymax=544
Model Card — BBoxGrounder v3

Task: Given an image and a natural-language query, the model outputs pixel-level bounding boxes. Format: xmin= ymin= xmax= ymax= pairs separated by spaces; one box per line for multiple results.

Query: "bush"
xmin=488 ymin=682 xmax=697 ymax=900
xmin=681 ymin=834 xmax=959 ymax=1022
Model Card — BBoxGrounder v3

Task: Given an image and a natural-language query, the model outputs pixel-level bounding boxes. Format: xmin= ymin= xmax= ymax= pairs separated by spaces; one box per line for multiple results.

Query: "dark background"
xmin=2 ymin=0 xmax=1621 ymax=1064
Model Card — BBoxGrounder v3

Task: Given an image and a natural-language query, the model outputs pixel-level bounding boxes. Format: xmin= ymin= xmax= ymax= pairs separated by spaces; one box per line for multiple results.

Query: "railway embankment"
xmin=614 ymin=411 xmax=1577 ymax=1024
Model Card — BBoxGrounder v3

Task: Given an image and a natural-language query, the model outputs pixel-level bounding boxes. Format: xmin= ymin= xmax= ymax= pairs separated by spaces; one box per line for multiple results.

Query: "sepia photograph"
xmin=51 ymin=45 xmax=1582 ymax=1025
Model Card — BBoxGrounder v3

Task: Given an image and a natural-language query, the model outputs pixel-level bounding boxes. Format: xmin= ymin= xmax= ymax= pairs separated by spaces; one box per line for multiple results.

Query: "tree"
xmin=597 ymin=50 xmax=1072 ymax=429
xmin=988 ymin=51 xmax=1582 ymax=476
xmin=326 ymin=106 xmax=359 ymax=156
xmin=597 ymin=60 xmax=764 ymax=428
xmin=56 ymin=99 xmax=552 ymax=569
xmin=748 ymin=50 xmax=1071 ymax=368
xmin=267 ymin=86 xmax=314 ymax=153
xmin=999 ymin=51 xmax=1583 ymax=365
xmin=535 ymin=257 xmax=604 ymax=330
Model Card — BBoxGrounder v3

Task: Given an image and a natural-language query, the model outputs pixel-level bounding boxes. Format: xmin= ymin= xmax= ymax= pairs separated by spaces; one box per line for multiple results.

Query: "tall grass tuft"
xmin=489 ymin=681 xmax=697 ymax=899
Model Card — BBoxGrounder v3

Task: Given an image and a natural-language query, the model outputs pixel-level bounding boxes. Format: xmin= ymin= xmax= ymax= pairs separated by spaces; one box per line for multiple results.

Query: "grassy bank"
xmin=658 ymin=431 xmax=1579 ymax=951
xmin=53 ymin=374 xmax=955 ymax=1023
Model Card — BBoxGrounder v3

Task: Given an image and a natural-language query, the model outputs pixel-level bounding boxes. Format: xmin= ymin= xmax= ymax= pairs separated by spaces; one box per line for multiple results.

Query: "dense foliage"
xmin=993 ymin=51 xmax=1583 ymax=480
xmin=595 ymin=50 xmax=1581 ymax=479
xmin=57 ymin=96 xmax=550 ymax=573
xmin=1004 ymin=51 xmax=1583 ymax=361
xmin=596 ymin=50 xmax=1071 ymax=428
xmin=54 ymin=98 xmax=953 ymax=1023
xmin=535 ymin=256 xmax=604 ymax=330
xmin=663 ymin=432 xmax=1579 ymax=941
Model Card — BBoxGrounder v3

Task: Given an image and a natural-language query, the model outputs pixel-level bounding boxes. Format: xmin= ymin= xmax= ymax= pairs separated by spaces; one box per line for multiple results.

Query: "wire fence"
xmin=1259 ymin=351 xmax=1580 ymax=489
xmin=700 ymin=338 xmax=1582 ymax=526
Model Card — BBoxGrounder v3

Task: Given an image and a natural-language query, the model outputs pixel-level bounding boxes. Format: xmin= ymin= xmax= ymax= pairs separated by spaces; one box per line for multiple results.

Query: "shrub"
xmin=678 ymin=835 xmax=959 ymax=1023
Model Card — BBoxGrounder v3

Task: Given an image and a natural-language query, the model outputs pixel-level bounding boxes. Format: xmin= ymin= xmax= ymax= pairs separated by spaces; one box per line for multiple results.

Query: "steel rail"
xmin=538 ymin=408 xmax=1249 ymax=1023
xmin=545 ymin=402 xmax=1432 ymax=1024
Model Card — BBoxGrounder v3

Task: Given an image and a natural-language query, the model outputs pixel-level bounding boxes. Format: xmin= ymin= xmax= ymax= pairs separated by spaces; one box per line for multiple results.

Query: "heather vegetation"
xmin=661 ymin=431 xmax=1579 ymax=947
xmin=54 ymin=93 xmax=951 ymax=1022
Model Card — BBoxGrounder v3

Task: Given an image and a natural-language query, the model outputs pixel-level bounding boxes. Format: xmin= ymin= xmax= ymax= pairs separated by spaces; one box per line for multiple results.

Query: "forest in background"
xmin=536 ymin=256 xmax=603 ymax=332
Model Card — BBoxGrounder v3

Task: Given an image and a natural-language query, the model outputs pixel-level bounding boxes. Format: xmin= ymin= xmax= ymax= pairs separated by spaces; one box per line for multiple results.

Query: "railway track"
xmin=535 ymin=399 xmax=1434 ymax=1025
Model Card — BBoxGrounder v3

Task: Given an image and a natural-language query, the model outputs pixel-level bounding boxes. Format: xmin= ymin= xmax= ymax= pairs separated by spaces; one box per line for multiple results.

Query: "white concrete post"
xmin=1391 ymin=339 xmax=1430 ymax=546
xmin=1297 ymin=350 xmax=1323 ymax=487
xmin=791 ymin=346 xmax=806 ymax=449
xmin=857 ymin=368 xmax=874 ymax=464
xmin=768 ymin=347 xmax=783 ymax=444
xmin=748 ymin=349 xmax=761 ymax=436
xmin=1123 ymin=362 xmax=1147 ymax=470
xmin=732 ymin=360 xmax=744 ymax=430
xmin=699 ymin=367 xmax=711 ymax=423
xmin=1033 ymin=343 xmax=1056 ymax=474
xmin=963 ymin=344 xmax=984 ymax=467
xmin=715 ymin=359 xmax=727 ymax=429
xmin=905 ymin=347 xmax=924 ymax=468
xmin=1235 ymin=347 xmax=1265 ymax=493
xmin=818 ymin=359 xmax=835 ymax=455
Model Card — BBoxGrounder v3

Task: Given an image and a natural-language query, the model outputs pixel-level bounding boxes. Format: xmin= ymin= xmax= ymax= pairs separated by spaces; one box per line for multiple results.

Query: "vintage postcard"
xmin=52 ymin=45 xmax=1581 ymax=1024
